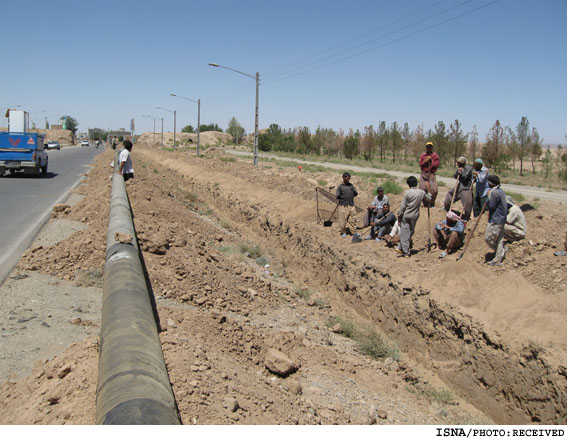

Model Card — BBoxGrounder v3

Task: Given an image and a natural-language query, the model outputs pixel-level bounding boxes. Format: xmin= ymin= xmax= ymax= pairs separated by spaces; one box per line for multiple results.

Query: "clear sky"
xmin=2 ymin=0 xmax=566 ymax=143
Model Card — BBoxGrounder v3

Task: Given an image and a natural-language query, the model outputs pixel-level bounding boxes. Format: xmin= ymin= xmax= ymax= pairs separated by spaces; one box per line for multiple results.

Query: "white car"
xmin=46 ymin=140 xmax=60 ymax=150
xmin=81 ymin=140 xmax=89 ymax=147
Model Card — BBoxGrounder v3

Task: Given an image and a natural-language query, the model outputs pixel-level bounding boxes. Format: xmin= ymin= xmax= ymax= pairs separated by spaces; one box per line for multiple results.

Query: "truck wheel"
xmin=41 ymin=161 xmax=48 ymax=175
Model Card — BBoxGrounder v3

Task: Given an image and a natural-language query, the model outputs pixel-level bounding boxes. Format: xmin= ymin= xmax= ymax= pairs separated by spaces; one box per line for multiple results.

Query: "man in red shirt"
xmin=419 ymin=141 xmax=440 ymax=207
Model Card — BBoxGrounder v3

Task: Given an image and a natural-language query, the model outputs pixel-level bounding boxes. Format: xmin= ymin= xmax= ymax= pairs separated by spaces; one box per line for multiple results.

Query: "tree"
xmin=376 ymin=121 xmax=388 ymax=162
xmin=343 ymin=130 xmax=359 ymax=160
xmin=181 ymin=125 xmax=194 ymax=133
xmin=199 ymin=123 xmax=222 ymax=132
xmin=469 ymin=125 xmax=478 ymax=161
xmin=530 ymin=127 xmax=542 ymax=174
xmin=483 ymin=120 xmax=505 ymax=171
xmin=432 ymin=121 xmax=448 ymax=164
xmin=389 ymin=122 xmax=402 ymax=164
xmin=449 ymin=120 xmax=467 ymax=164
xmin=296 ymin=127 xmax=313 ymax=154
xmin=401 ymin=122 xmax=412 ymax=164
xmin=505 ymin=127 xmax=519 ymax=171
xmin=227 ymin=117 xmax=245 ymax=144
xmin=411 ymin=124 xmax=425 ymax=159
xmin=516 ymin=117 xmax=530 ymax=176
xmin=360 ymin=125 xmax=375 ymax=161
xmin=65 ymin=117 xmax=78 ymax=144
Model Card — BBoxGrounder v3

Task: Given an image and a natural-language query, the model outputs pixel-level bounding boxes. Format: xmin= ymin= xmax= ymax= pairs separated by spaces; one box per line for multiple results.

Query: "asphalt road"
xmin=229 ymin=149 xmax=567 ymax=203
xmin=0 ymin=144 xmax=103 ymax=283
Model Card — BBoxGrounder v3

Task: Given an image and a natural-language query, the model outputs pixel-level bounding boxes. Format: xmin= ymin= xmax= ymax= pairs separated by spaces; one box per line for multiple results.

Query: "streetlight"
xmin=45 ymin=114 xmax=60 ymax=130
xmin=156 ymin=106 xmax=176 ymax=148
xmin=142 ymin=115 xmax=157 ymax=145
xmin=209 ymin=62 xmax=260 ymax=167
xmin=28 ymin=110 xmax=45 ymax=129
xmin=170 ymin=93 xmax=201 ymax=156
xmin=0 ymin=104 xmax=22 ymax=111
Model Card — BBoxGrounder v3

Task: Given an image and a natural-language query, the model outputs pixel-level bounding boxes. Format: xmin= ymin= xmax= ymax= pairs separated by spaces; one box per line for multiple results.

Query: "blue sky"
xmin=2 ymin=0 xmax=566 ymax=143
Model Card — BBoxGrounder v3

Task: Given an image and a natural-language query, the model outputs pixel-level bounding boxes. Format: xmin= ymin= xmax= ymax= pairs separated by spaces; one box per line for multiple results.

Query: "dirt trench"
xmin=136 ymin=146 xmax=566 ymax=424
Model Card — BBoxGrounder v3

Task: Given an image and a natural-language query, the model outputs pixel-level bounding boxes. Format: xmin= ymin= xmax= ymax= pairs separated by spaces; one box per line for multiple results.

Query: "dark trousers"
xmin=473 ymin=194 xmax=488 ymax=218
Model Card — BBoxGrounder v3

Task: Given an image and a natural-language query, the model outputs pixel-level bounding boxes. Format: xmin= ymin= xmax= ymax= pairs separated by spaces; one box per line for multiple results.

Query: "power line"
xmin=264 ymin=0 xmax=474 ymax=82
xmin=264 ymin=0 xmax=451 ymax=77
xmin=263 ymin=0 xmax=499 ymax=85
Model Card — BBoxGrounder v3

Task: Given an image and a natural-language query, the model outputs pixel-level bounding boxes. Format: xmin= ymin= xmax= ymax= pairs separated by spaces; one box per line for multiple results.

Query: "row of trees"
xmin=258 ymin=117 xmax=556 ymax=178
xmin=181 ymin=117 xmax=247 ymax=144
xmin=181 ymin=123 xmax=223 ymax=133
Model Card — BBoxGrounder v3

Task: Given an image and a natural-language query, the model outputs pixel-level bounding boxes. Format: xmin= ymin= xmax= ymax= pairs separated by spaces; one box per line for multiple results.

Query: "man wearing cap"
xmin=484 ymin=175 xmax=508 ymax=266
xmin=336 ymin=172 xmax=358 ymax=237
xmin=419 ymin=142 xmax=440 ymax=207
xmin=504 ymin=195 xmax=527 ymax=242
xmin=473 ymin=158 xmax=490 ymax=217
xmin=433 ymin=210 xmax=465 ymax=258
xmin=444 ymin=157 xmax=473 ymax=221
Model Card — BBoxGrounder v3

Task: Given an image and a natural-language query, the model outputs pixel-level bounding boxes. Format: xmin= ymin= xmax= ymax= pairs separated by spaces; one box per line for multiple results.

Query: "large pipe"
xmin=96 ymin=161 xmax=180 ymax=425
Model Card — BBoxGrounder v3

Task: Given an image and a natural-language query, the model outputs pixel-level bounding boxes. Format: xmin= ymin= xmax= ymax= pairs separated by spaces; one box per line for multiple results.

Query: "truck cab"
xmin=0 ymin=132 xmax=48 ymax=177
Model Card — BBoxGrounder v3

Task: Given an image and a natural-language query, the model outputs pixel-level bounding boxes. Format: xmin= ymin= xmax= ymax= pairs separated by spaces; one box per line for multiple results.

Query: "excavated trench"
xmin=139 ymin=149 xmax=566 ymax=424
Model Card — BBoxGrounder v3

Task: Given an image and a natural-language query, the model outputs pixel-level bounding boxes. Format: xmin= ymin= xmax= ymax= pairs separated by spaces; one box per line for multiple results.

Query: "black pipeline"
xmin=95 ymin=164 xmax=180 ymax=425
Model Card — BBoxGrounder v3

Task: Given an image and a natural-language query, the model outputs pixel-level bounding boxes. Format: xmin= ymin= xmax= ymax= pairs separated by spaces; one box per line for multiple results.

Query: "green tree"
xmin=181 ymin=125 xmax=194 ymax=133
xmin=343 ymin=130 xmax=359 ymax=160
xmin=389 ymin=122 xmax=402 ymax=164
xmin=199 ymin=123 xmax=222 ymax=132
xmin=449 ymin=119 xmax=467 ymax=164
xmin=376 ymin=121 xmax=388 ymax=162
xmin=65 ymin=117 xmax=79 ymax=143
xmin=296 ymin=127 xmax=313 ymax=154
xmin=432 ymin=121 xmax=448 ymax=164
xmin=360 ymin=125 xmax=375 ymax=161
xmin=505 ymin=127 xmax=519 ymax=171
xmin=530 ymin=127 xmax=542 ymax=174
xmin=484 ymin=120 xmax=505 ymax=171
xmin=258 ymin=133 xmax=271 ymax=151
xmin=516 ymin=117 xmax=530 ymax=176
xmin=401 ymin=122 xmax=412 ymax=164
xmin=469 ymin=125 xmax=478 ymax=160
xmin=227 ymin=117 xmax=245 ymax=144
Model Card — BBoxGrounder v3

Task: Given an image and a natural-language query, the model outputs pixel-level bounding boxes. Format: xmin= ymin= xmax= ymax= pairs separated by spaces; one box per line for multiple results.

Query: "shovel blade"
xmin=351 ymin=233 xmax=363 ymax=243
xmin=323 ymin=221 xmax=333 ymax=227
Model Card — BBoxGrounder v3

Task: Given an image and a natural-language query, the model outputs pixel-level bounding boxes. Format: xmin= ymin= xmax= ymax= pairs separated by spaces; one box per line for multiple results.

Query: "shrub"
xmin=506 ymin=191 xmax=525 ymax=203
xmin=381 ymin=179 xmax=403 ymax=195
xmin=239 ymin=242 xmax=262 ymax=259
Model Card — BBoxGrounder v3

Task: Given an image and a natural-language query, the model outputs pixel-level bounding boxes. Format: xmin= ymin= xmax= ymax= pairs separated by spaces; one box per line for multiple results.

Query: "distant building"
xmin=108 ymin=128 xmax=132 ymax=139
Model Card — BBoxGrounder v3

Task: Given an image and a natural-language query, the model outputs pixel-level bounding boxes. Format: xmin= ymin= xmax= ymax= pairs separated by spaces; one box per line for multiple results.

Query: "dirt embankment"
xmin=2 ymin=144 xmax=565 ymax=424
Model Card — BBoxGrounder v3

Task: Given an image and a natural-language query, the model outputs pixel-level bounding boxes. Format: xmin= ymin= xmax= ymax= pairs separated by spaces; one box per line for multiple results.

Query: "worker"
xmin=363 ymin=187 xmax=390 ymax=227
xmin=433 ymin=211 xmax=465 ymax=258
xmin=118 ymin=139 xmax=134 ymax=182
xmin=445 ymin=157 xmax=473 ymax=221
xmin=336 ymin=172 xmax=358 ymax=237
xmin=396 ymin=176 xmax=431 ymax=257
xmin=472 ymin=158 xmax=490 ymax=217
xmin=366 ymin=203 xmax=396 ymax=241
xmin=504 ymin=196 xmax=527 ymax=242
xmin=484 ymin=175 xmax=508 ymax=266
xmin=419 ymin=142 xmax=440 ymax=207
xmin=383 ymin=220 xmax=401 ymax=248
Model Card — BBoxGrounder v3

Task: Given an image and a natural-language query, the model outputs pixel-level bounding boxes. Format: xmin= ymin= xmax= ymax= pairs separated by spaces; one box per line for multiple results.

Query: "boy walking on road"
xmin=336 ymin=172 xmax=358 ymax=237
xmin=396 ymin=176 xmax=431 ymax=257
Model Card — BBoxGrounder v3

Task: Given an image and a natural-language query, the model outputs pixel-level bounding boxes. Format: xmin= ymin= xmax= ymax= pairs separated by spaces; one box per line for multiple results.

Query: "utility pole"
xmin=254 ymin=72 xmax=260 ymax=167
xmin=161 ymin=118 xmax=164 ymax=146
xmin=197 ymin=99 xmax=201 ymax=156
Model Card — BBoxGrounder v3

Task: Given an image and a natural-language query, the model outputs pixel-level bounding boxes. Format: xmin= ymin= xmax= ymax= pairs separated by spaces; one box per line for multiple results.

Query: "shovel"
xmin=352 ymin=227 xmax=371 ymax=243
xmin=323 ymin=203 xmax=339 ymax=227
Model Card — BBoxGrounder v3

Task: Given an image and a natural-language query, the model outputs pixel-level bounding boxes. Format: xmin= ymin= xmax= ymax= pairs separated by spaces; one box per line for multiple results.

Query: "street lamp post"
xmin=45 ymin=114 xmax=60 ymax=130
xmin=160 ymin=117 xmax=164 ymax=146
xmin=209 ymin=62 xmax=260 ymax=167
xmin=170 ymin=93 xmax=201 ymax=156
xmin=142 ymin=115 xmax=157 ymax=145
xmin=156 ymin=106 xmax=176 ymax=148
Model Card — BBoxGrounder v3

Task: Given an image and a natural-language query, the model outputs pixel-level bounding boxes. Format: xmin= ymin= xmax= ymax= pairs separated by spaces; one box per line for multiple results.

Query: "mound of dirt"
xmin=136 ymin=131 xmax=232 ymax=148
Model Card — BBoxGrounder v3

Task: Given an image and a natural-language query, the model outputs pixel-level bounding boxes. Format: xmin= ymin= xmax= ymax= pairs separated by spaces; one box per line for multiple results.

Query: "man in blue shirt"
xmin=433 ymin=211 xmax=465 ymax=258
xmin=472 ymin=158 xmax=489 ymax=218
xmin=484 ymin=175 xmax=508 ymax=266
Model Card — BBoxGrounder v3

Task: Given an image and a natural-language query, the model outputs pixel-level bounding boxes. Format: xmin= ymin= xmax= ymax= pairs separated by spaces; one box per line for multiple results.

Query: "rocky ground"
xmin=1 ymin=142 xmax=566 ymax=424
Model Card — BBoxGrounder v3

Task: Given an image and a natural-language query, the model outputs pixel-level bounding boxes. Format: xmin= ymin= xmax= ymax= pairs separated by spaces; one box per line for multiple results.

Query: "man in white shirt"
xmin=119 ymin=139 xmax=134 ymax=181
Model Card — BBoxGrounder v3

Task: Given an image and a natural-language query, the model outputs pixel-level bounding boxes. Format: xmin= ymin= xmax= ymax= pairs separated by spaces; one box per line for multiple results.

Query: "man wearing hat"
xmin=419 ymin=142 xmax=440 ymax=207
xmin=484 ymin=175 xmax=508 ymax=265
xmin=444 ymin=157 xmax=473 ymax=221
xmin=336 ymin=172 xmax=358 ymax=237
xmin=472 ymin=158 xmax=490 ymax=217
xmin=504 ymin=195 xmax=527 ymax=242
xmin=433 ymin=210 xmax=465 ymax=258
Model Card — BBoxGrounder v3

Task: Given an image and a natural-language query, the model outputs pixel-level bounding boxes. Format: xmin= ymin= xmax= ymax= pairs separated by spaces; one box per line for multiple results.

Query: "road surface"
xmin=228 ymin=149 xmax=567 ymax=203
xmin=0 ymin=144 xmax=103 ymax=283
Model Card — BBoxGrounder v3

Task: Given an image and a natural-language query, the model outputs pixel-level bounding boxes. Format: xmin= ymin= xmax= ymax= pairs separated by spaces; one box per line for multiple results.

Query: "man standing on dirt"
xmin=336 ymin=172 xmax=358 ymax=237
xmin=444 ymin=157 xmax=473 ymax=221
xmin=396 ymin=176 xmax=431 ymax=257
xmin=504 ymin=195 xmax=527 ymax=242
xmin=484 ymin=175 xmax=508 ymax=266
xmin=472 ymin=158 xmax=489 ymax=218
xmin=419 ymin=142 xmax=439 ymax=207
xmin=363 ymin=187 xmax=390 ymax=227
xmin=118 ymin=139 xmax=134 ymax=182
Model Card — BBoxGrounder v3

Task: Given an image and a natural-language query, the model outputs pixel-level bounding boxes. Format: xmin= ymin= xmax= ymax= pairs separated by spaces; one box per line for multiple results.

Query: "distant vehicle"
xmin=0 ymin=132 xmax=48 ymax=177
xmin=81 ymin=140 xmax=89 ymax=147
xmin=46 ymin=140 xmax=61 ymax=150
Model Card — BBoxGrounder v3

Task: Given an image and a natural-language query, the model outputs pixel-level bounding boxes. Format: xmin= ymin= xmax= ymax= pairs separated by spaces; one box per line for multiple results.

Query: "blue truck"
xmin=0 ymin=132 xmax=48 ymax=177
